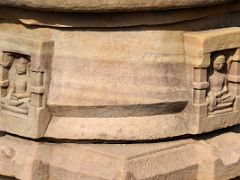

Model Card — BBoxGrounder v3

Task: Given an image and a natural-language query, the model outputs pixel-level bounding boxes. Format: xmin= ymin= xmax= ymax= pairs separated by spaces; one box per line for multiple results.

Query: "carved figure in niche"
xmin=206 ymin=54 xmax=235 ymax=113
xmin=1 ymin=56 xmax=31 ymax=113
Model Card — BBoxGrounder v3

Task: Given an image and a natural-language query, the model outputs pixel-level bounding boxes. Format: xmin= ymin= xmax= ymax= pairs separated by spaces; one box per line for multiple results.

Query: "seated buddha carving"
xmin=1 ymin=57 xmax=31 ymax=112
xmin=206 ymin=54 xmax=235 ymax=113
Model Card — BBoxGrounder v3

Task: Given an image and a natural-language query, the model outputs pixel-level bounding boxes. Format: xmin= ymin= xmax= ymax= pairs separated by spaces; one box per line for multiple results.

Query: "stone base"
xmin=1 ymin=127 xmax=240 ymax=180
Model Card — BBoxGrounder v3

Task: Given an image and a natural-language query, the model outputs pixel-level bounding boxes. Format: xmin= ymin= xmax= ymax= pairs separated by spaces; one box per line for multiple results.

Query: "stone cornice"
xmin=0 ymin=0 xmax=236 ymax=12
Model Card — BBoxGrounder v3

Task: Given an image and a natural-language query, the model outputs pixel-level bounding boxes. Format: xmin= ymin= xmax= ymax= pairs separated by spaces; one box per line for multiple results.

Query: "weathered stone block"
xmin=0 ymin=22 xmax=240 ymax=140
xmin=1 ymin=126 xmax=240 ymax=180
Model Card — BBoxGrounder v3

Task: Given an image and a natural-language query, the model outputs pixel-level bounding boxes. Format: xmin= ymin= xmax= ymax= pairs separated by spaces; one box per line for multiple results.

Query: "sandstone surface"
xmin=1 ymin=126 xmax=240 ymax=179
xmin=0 ymin=0 xmax=236 ymax=12
xmin=0 ymin=1 xmax=240 ymax=179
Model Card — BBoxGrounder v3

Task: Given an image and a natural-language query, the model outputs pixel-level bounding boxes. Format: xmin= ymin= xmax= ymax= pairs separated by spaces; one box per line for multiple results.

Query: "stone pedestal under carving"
xmin=0 ymin=0 xmax=240 ymax=179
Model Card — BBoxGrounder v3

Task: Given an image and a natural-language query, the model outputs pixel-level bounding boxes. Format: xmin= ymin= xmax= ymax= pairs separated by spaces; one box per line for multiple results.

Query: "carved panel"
xmin=0 ymin=52 xmax=47 ymax=118
xmin=185 ymin=28 xmax=240 ymax=133
xmin=0 ymin=32 xmax=54 ymax=138
xmin=207 ymin=50 xmax=238 ymax=115
xmin=192 ymin=49 xmax=240 ymax=117
xmin=0 ymin=52 xmax=31 ymax=116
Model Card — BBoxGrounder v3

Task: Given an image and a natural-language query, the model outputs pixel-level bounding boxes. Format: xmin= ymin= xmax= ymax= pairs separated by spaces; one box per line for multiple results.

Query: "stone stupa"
xmin=0 ymin=0 xmax=240 ymax=179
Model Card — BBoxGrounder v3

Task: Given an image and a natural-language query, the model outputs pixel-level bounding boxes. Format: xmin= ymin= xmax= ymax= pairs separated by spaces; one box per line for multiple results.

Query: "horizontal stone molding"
xmin=49 ymin=101 xmax=188 ymax=118
xmin=29 ymin=86 xmax=45 ymax=94
xmin=184 ymin=27 xmax=240 ymax=68
xmin=192 ymin=81 xmax=209 ymax=89
xmin=228 ymin=75 xmax=240 ymax=83
xmin=0 ymin=1 xmax=240 ymax=28
xmin=0 ymin=0 xmax=234 ymax=12
xmin=1 ymin=126 xmax=240 ymax=179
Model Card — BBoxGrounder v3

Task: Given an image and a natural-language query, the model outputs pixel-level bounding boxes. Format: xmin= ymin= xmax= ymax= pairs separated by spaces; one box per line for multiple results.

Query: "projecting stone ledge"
xmin=0 ymin=0 xmax=235 ymax=12
xmin=1 ymin=126 xmax=240 ymax=180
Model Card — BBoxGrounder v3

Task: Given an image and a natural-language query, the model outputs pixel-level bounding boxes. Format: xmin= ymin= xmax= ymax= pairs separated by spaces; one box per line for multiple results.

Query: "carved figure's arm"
xmin=215 ymin=75 xmax=228 ymax=98
xmin=222 ymin=75 xmax=228 ymax=93
xmin=216 ymin=91 xmax=224 ymax=98
xmin=6 ymin=81 xmax=14 ymax=99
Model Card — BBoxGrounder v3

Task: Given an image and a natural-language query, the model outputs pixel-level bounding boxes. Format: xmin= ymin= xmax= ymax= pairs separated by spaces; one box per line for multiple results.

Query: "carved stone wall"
xmin=1 ymin=26 xmax=240 ymax=140
xmin=0 ymin=1 xmax=240 ymax=179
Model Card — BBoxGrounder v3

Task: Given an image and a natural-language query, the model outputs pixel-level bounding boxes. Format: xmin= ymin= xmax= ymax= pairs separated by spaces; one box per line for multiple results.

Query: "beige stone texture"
xmin=1 ymin=126 xmax=240 ymax=179
xmin=0 ymin=0 xmax=235 ymax=12
xmin=184 ymin=28 xmax=240 ymax=68
xmin=0 ymin=1 xmax=240 ymax=180
xmin=0 ymin=9 xmax=240 ymax=140
xmin=0 ymin=1 xmax=239 ymax=28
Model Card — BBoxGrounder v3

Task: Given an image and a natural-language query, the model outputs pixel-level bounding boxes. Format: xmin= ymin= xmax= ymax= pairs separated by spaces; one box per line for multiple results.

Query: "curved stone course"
xmin=1 ymin=126 xmax=240 ymax=179
xmin=0 ymin=0 xmax=235 ymax=12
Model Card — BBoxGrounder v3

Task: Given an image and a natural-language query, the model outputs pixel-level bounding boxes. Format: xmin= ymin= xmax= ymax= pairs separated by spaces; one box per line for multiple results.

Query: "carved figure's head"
xmin=15 ymin=57 xmax=29 ymax=75
xmin=213 ymin=54 xmax=225 ymax=71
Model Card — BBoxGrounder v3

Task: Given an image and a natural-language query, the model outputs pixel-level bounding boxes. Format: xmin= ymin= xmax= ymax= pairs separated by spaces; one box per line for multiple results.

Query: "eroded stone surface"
xmin=1 ymin=126 xmax=240 ymax=180
xmin=0 ymin=16 xmax=240 ymax=140
xmin=0 ymin=2 xmax=239 ymax=180
xmin=0 ymin=1 xmax=239 ymax=28
xmin=0 ymin=0 xmax=235 ymax=12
